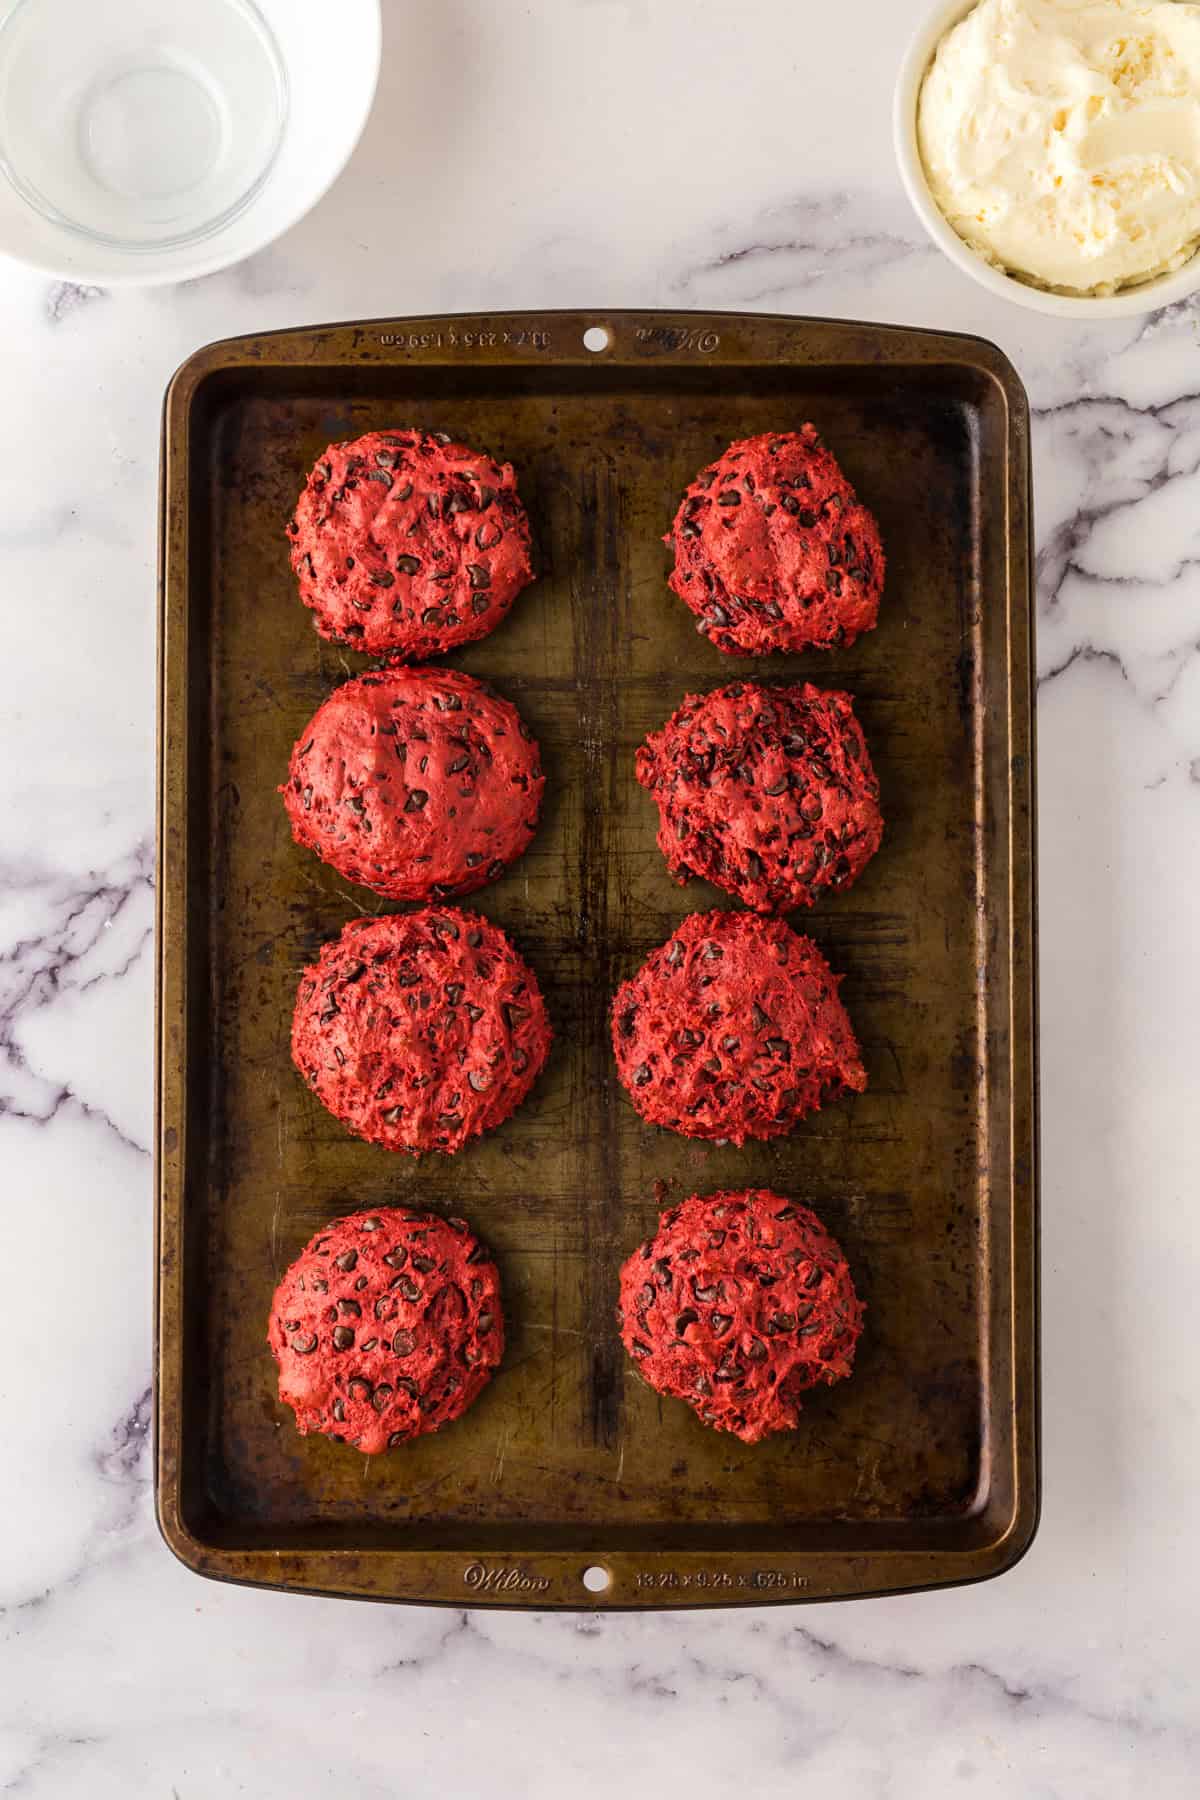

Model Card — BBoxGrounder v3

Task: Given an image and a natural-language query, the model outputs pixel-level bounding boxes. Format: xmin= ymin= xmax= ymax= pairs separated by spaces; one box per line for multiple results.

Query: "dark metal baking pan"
xmin=156 ymin=309 xmax=1038 ymax=1608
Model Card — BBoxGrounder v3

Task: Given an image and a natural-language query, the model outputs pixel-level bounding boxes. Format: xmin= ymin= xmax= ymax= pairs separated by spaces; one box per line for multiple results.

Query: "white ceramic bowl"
xmin=894 ymin=0 xmax=1200 ymax=319
xmin=0 ymin=0 xmax=380 ymax=286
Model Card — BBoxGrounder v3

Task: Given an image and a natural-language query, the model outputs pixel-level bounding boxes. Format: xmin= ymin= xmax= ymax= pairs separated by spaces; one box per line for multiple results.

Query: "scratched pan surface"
xmin=156 ymin=311 xmax=1038 ymax=1609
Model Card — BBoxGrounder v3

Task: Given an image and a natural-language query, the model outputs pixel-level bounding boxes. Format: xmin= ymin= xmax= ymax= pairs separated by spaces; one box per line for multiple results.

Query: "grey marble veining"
xmin=0 ymin=1 xmax=1197 ymax=1793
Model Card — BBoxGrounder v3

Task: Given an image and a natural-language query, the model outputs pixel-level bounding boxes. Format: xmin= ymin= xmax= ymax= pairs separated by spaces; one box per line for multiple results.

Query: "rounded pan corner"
xmin=153 ymin=1481 xmax=228 ymax=1587
xmin=162 ymin=330 xmax=280 ymax=428
xmin=756 ymin=311 xmax=1032 ymax=437
xmin=982 ymin=1487 xmax=1042 ymax=1584
xmin=942 ymin=330 xmax=1032 ymax=431
xmin=163 ymin=343 xmax=234 ymax=421
xmin=934 ymin=1484 xmax=1041 ymax=1599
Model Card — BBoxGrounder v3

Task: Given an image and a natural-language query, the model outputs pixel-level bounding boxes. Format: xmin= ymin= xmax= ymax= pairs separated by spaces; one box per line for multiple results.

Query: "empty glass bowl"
xmin=0 ymin=0 xmax=286 ymax=251
xmin=0 ymin=0 xmax=380 ymax=283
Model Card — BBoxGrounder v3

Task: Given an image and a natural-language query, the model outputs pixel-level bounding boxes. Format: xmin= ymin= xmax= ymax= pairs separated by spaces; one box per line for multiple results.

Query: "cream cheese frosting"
xmin=918 ymin=0 xmax=1200 ymax=293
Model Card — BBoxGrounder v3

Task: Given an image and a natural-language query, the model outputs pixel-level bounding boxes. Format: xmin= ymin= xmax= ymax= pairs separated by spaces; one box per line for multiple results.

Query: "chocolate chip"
xmin=332 ymin=1326 xmax=355 ymax=1350
xmin=392 ymin=1329 xmax=416 ymax=1356
xmin=291 ymin=1333 xmax=317 ymax=1354
xmin=360 ymin=1218 xmax=382 ymax=1232
xmin=405 ymin=789 xmax=429 ymax=811
xmin=675 ymin=1309 xmax=699 ymax=1335
xmin=337 ymin=1298 xmax=361 ymax=1318
xmin=710 ymin=1312 xmax=732 ymax=1337
xmin=467 ymin=1069 xmax=490 ymax=1092
xmin=632 ymin=1063 xmax=651 ymax=1087
xmin=716 ymin=490 xmax=741 ymax=506
xmin=334 ymin=1250 xmax=358 ymax=1273
xmin=369 ymin=570 xmax=395 ymax=588
xmin=395 ymin=553 xmax=421 ymax=575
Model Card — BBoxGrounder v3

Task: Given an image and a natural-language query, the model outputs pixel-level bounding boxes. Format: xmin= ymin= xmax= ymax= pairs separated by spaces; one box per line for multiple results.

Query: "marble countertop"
xmin=2 ymin=1 xmax=1197 ymax=1792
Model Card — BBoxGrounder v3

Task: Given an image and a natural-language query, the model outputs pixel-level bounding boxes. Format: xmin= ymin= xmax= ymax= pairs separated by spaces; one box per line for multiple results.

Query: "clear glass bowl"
xmin=0 ymin=0 xmax=287 ymax=252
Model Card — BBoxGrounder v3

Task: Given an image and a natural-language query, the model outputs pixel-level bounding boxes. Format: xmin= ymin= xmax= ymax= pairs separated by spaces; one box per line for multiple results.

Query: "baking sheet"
xmin=156 ymin=309 xmax=1038 ymax=1608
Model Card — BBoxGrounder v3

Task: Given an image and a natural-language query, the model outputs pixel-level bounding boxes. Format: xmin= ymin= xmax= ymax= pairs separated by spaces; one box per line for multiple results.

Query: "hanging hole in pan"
xmin=583 ymin=326 xmax=610 ymax=353
xmin=582 ymin=1563 xmax=611 ymax=1593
